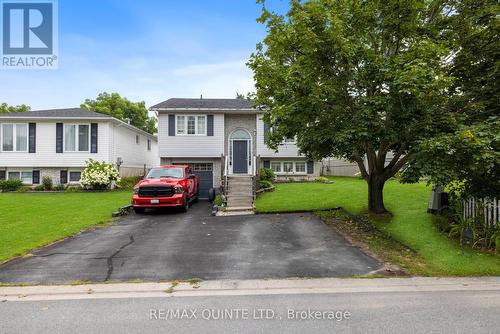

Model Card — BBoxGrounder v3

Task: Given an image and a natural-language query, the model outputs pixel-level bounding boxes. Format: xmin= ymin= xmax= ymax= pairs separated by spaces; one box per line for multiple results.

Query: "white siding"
xmin=0 ymin=120 xmax=110 ymax=167
xmin=256 ymin=115 xmax=302 ymax=157
xmin=158 ymin=112 xmax=224 ymax=158
xmin=110 ymin=123 xmax=158 ymax=168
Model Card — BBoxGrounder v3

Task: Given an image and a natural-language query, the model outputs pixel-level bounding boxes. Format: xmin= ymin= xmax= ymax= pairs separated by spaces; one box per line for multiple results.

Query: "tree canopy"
xmin=402 ymin=0 xmax=499 ymax=199
xmin=248 ymin=0 xmax=456 ymax=213
xmin=81 ymin=92 xmax=157 ymax=134
xmin=0 ymin=103 xmax=30 ymax=113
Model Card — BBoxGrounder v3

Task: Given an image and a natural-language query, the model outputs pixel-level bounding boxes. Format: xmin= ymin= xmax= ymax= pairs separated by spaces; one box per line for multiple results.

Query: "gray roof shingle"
xmin=0 ymin=108 xmax=111 ymax=118
xmin=150 ymin=98 xmax=254 ymax=110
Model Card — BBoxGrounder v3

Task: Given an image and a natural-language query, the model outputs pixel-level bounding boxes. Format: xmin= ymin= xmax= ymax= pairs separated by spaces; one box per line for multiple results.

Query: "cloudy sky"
xmin=1 ymin=0 xmax=289 ymax=110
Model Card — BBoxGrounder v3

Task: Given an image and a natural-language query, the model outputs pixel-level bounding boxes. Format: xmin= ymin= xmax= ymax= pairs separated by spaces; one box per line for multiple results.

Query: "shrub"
xmin=315 ymin=176 xmax=332 ymax=184
xmin=214 ymin=194 xmax=225 ymax=207
xmin=259 ymin=180 xmax=273 ymax=189
xmin=41 ymin=176 xmax=53 ymax=190
xmin=259 ymin=168 xmax=275 ymax=182
xmin=53 ymin=184 xmax=66 ymax=191
xmin=16 ymin=186 xmax=30 ymax=193
xmin=34 ymin=184 xmax=45 ymax=191
xmin=0 ymin=179 xmax=23 ymax=192
xmin=117 ymin=176 xmax=141 ymax=189
xmin=65 ymin=186 xmax=81 ymax=193
xmin=80 ymin=159 xmax=120 ymax=190
xmin=489 ymin=228 xmax=500 ymax=252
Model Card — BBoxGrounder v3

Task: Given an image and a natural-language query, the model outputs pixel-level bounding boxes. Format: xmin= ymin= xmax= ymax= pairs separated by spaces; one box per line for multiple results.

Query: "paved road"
xmin=0 ymin=202 xmax=379 ymax=284
xmin=2 ymin=289 xmax=499 ymax=333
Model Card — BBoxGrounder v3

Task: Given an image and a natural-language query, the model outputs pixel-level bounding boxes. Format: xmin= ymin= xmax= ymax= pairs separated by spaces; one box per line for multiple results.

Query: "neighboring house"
xmin=151 ymin=98 xmax=321 ymax=206
xmin=0 ymin=108 xmax=158 ymax=186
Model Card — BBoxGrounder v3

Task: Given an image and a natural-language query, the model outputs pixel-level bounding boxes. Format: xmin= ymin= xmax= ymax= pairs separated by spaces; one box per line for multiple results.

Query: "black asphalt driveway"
xmin=0 ymin=202 xmax=380 ymax=284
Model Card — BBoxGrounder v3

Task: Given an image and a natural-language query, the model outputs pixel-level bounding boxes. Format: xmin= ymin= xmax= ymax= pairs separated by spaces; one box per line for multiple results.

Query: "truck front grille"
xmin=138 ymin=186 xmax=174 ymax=197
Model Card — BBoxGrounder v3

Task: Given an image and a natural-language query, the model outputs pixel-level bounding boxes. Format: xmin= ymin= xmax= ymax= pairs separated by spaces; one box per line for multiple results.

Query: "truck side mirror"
xmin=188 ymin=174 xmax=196 ymax=179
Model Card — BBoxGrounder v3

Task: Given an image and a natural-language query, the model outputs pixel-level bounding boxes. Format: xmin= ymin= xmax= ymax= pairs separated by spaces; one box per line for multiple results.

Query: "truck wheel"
xmin=133 ymin=207 xmax=145 ymax=214
xmin=181 ymin=194 xmax=189 ymax=212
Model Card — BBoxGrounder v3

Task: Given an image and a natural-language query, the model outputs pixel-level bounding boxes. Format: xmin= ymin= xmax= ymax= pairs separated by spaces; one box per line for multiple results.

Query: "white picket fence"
xmin=463 ymin=197 xmax=500 ymax=227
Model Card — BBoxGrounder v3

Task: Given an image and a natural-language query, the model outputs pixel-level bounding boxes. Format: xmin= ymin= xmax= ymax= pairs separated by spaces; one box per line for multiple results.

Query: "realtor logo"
xmin=1 ymin=0 xmax=58 ymax=69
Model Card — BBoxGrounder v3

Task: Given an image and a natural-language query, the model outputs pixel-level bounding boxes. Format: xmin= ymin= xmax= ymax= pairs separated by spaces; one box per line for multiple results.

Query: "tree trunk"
xmin=367 ymin=175 xmax=387 ymax=214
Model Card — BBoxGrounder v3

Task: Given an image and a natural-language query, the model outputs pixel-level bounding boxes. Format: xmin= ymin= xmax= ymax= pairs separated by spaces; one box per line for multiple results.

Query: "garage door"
xmin=174 ymin=163 xmax=213 ymax=198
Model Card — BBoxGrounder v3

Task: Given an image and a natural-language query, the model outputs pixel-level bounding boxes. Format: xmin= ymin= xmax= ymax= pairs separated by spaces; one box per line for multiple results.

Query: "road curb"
xmin=1 ymin=277 xmax=500 ymax=302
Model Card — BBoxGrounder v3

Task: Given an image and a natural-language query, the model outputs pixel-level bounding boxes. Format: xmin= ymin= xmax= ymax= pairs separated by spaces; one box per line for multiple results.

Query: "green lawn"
xmin=0 ymin=191 xmax=131 ymax=263
xmin=255 ymin=177 xmax=500 ymax=276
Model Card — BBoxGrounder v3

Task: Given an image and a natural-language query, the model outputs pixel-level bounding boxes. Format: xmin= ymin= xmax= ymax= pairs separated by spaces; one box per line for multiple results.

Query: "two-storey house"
xmin=151 ymin=98 xmax=320 ymax=209
xmin=0 ymin=108 xmax=158 ymax=185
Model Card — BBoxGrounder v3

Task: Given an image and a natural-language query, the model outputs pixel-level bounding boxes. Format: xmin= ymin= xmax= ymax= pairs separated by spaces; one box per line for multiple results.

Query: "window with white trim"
xmin=270 ymin=161 xmax=307 ymax=175
xmin=270 ymin=162 xmax=282 ymax=173
xmin=64 ymin=124 xmax=90 ymax=152
xmin=69 ymin=171 xmax=82 ymax=182
xmin=176 ymin=115 xmax=206 ymax=135
xmin=8 ymin=171 xmax=33 ymax=184
xmin=295 ymin=162 xmax=306 ymax=173
xmin=1 ymin=123 xmax=28 ymax=152
xmin=283 ymin=162 xmax=294 ymax=173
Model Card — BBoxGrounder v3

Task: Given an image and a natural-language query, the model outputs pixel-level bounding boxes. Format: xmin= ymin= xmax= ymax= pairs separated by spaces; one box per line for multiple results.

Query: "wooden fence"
xmin=320 ymin=159 xmax=360 ymax=176
xmin=463 ymin=197 xmax=500 ymax=227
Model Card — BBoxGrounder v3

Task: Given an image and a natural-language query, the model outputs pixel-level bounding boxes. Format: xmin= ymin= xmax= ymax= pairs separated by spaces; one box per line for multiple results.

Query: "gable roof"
xmin=150 ymin=98 xmax=254 ymax=110
xmin=0 ymin=108 xmax=111 ymax=119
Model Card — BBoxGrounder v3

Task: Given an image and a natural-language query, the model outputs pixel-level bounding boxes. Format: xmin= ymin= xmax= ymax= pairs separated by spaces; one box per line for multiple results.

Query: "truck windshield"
xmin=146 ymin=168 xmax=184 ymax=179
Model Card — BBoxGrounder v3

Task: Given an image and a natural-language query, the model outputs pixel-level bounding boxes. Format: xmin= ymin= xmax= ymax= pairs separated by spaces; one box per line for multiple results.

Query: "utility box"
xmin=428 ymin=186 xmax=449 ymax=214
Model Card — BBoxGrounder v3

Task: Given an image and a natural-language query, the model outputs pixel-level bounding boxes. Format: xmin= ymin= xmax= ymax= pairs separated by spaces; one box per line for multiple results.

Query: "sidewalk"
xmin=2 ymin=277 xmax=500 ymax=302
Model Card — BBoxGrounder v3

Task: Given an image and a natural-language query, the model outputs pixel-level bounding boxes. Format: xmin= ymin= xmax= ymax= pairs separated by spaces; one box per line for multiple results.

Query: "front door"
xmin=232 ymin=140 xmax=248 ymax=174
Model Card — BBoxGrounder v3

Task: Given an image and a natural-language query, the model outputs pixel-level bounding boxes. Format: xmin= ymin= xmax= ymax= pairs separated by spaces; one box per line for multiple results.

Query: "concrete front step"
xmin=228 ymin=183 xmax=252 ymax=188
xmin=226 ymin=194 xmax=253 ymax=200
xmin=227 ymin=183 xmax=253 ymax=187
xmin=225 ymin=206 xmax=254 ymax=211
xmin=226 ymin=175 xmax=254 ymax=208
xmin=227 ymin=200 xmax=253 ymax=207
xmin=227 ymin=186 xmax=252 ymax=191
xmin=226 ymin=192 xmax=253 ymax=197
xmin=227 ymin=196 xmax=253 ymax=201
xmin=227 ymin=177 xmax=253 ymax=180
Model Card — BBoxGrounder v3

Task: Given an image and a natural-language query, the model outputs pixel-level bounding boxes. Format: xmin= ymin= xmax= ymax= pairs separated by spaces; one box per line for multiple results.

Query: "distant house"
xmin=150 ymin=97 xmax=321 ymax=208
xmin=0 ymin=108 xmax=158 ymax=185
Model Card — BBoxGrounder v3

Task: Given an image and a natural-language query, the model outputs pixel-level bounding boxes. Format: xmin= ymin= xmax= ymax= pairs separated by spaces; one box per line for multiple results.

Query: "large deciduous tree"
xmin=81 ymin=92 xmax=157 ymax=134
xmin=402 ymin=0 xmax=500 ymax=199
xmin=0 ymin=103 xmax=30 ymax=113
xmin=248 ymin=0 xmax=455 ymax=213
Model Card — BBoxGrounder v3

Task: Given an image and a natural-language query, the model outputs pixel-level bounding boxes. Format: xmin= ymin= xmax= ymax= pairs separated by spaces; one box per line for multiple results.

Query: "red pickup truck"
xmin=131 ymin=165 xmax=200 ymax=213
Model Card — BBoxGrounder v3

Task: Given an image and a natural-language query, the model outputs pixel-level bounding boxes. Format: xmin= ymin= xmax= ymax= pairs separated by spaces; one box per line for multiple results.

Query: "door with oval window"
xmin=230 ymin=129 xmax=251 ymax=174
